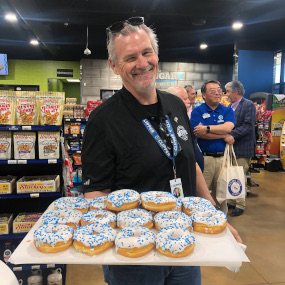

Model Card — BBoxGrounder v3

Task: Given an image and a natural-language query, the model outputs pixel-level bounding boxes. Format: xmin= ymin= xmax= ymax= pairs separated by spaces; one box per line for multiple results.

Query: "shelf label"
xmin=47 ymin=264 xmax=56 ymax=268
xmin=76 ymin=119 xmax=81 ymax=122
xmin=13 ymin=267 xmax=22 ymax=272
xmin=18 ymin=160 xmax=27 ymax=164
xmin=22 ymin=126 xmax=32 ymax=130
xmin=8 ymin=126 xmax=18 ymax=131
xmin=30 ymin=193 xmax=40 ymax=198
xmin=73 ymin=134 xmax=77 ymax=137
xmin=48 ymin=159 xmax=57 ymax=164
xmin=31 ymin=265 xmax=41 ymax=269
xmin=8 ymin=160 xmax=17 ymax=164
xmin=76 ymin=151 xmax=81 ymax=153
xmin=65 ymin=119 xmax=71 ymax=121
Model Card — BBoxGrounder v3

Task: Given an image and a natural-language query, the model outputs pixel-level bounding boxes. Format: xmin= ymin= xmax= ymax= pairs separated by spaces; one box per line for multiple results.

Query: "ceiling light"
xmin=5 ymin=13 xmax=17 ymax=21
xmin=66 ymin=79 xmax=80 ymax=82
xmin=30 ymin=40 xmax=39 ymax=45
xmin=232 ymin=21 xmax=243 ymax=30
xmin=200 ymin=43 xmax=208 ymax=50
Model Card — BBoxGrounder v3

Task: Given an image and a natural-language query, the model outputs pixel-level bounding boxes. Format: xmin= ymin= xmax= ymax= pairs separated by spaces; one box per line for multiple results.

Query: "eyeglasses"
xmin=208 ymin=88 xmax=222 ymax=94
xmin=106 ymin=17 xmax=144 ymax=34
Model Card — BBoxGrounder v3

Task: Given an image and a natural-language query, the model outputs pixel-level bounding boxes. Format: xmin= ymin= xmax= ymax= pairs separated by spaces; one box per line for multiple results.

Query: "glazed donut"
xmin=80 ymin=210 xmax=117 ymax=228
xmin=192 ymin=210 xmax=227 ymax=234
xmin=140 ymin=191 xmax=177 ymax=212
xmin=107 ymin=189 xmax=140 ymax=212
xmin=73 ymin=223 xmax=116 ymax=256
xmin=54 ymin=197 xmax=89 ymax=213
xmin=89 ymin=196 xmax=108 ymax=210
xmin=117 ymin=208 xmax=153 ymax=229
xmin=41 ymin=209 xmax=83 ymax=229
xmin=182 ymin=196 xmax=214 ymax=216
xmin=156 ymin=226 xmax=195 ymax=258
xmin=34 ymin=224 xmax=74 ymax=253
xmin=115 ymin=226 xmax=155 ymax=258
xmin=154 ymin=211 xmax=192 ymax=231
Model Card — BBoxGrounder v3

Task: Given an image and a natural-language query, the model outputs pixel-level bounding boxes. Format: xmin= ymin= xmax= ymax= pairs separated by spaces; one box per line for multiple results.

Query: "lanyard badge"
xmin=142 ymin=115 xmax=184 ymax=199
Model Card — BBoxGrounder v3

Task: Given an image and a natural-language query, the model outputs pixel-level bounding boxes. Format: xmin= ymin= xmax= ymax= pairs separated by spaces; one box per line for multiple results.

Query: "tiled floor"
xmin=66 ymin=170 xmax=285 ymax=285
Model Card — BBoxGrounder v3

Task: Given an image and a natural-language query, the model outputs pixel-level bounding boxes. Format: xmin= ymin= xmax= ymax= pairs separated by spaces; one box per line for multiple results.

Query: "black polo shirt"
xmin=82 ymin=86 xmax=196 ymax=197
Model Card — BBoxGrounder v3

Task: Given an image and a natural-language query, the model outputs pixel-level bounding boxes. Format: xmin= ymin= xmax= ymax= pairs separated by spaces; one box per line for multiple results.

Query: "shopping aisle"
xmin=65 ymin=170 xmax=285 ymax=285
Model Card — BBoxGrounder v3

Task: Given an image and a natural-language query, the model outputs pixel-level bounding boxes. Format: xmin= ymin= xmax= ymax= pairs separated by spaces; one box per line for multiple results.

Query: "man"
xmin=166 ymin=86 xmax=204 ymax=172
xmin=184 ymin=84 xmax=196 ymax=118
xmin=190 ymin=80 xmax=236 ymax=206
xmin=82 ymin=18 xmax=241 ymax=285
xmin=225 ymin=80 xmax=256 ymax=216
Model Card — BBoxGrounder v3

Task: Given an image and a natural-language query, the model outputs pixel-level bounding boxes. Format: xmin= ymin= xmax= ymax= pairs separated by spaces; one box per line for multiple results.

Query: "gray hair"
xmin=107 ymin=23 xmax=159 ymax=65
xmin=225 ymin=80 xmax=245 ymax=96
xmin=184 ymin=85 xmax=195 ymax=93
xmin=201 ymin=80 xmax=221 ymax=94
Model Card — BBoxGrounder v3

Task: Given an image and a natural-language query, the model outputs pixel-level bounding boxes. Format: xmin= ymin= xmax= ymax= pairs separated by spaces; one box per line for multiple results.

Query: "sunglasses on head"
xmin=106 ymin=16 xmax=144 ymax=34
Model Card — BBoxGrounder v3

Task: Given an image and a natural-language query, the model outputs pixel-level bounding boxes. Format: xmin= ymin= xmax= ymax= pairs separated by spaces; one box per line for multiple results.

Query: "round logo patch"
xmin=177 ymin=125 xmax=188 ymax=141
xmin=228 ymin=179 xmax=243 ymax=196
xmin=218 ymin=115 xmax=224 ymax=120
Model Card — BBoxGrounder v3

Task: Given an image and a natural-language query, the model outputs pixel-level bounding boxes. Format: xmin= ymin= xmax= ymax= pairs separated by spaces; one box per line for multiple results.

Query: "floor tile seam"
xmin=247 ymin=263 xmax=270 ymax=284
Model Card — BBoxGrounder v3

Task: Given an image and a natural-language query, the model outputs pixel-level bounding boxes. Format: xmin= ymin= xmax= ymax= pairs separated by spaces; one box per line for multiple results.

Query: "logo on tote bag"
xmin=228 ymin=179 xmax=242 ymax=196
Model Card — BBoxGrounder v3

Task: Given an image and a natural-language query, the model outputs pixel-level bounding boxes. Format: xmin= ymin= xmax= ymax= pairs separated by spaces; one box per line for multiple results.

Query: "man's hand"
xmin=194 ymin=125 xmax=207 ymax=138
xmin=227 ymin=223 xmax=243 ymax=243
xmin=84 ymin=189 xmax=111 ymax=199
xmin=224 ymin=134 xmax=235 ymax=145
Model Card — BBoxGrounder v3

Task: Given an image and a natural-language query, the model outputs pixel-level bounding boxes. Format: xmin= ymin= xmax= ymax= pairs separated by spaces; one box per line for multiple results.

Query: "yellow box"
xmin=0 ymin=213 xmax=13 ymax=235
xmin=13 ymin=212 xmax=42 ymax=233
xmin=0 ymin=176 xmax=17 ymax=194
xmin=16 ymin=175 xmax=60 ymax=193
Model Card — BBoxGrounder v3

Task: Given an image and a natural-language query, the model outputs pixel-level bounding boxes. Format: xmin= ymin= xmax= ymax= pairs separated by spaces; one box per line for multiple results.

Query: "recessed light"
xmin=30 ymin=40 xmax=39 ymax=45
xmin=200 ymin=43 xmax=208 ymax=49
xmin=232 ymin=21 xmax=243 ymax=30
xmin=5 ymin=13 xmax=17 ymax=21
xmin=66 ymin=79 xmax=80 ymax=82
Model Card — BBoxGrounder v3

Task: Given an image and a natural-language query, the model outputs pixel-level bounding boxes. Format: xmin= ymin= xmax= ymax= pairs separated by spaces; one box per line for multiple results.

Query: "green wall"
xmin=0 ymin=59 xmax=80 ymax=91
xmin=63 ymin=82 xmax=81 ymax=103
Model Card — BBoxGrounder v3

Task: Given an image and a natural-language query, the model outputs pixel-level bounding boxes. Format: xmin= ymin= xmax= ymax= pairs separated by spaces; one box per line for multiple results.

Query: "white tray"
xmin=10 ymin=203 xmax=249 ymax=267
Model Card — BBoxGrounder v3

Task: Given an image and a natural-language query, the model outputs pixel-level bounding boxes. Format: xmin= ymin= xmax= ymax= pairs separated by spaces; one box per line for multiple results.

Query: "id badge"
xmin=170 ymin=178 xmax=184 ymax=200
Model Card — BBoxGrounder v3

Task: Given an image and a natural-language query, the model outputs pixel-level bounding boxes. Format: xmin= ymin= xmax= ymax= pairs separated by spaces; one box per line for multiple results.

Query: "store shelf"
xmin=0 ymin=192 xmax=62 ymax=200
xmin=67 ymin=150 xmax=81 ymax=154
xmin=0 ymin=125 xmax=61 ymax=131
xmin=0 ymin=233 xmax=26 ymax=240
xmin=72 ymin=165 xmax=82 ymax=168
xmin=11 ymin=264 xmax=64 ymax=272
xmin=64 ymin=134 xmax=82 ymax=138
xmin=0 ymin=159 xmax=61 ymax=165
xmin=64 ymin=118 xmax=87 ymax=122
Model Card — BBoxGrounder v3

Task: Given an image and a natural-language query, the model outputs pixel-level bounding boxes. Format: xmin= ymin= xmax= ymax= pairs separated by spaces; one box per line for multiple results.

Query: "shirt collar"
xmin=120 ymin=86 xmax=171 ymax=121
xmin=231 ymin=97 xmax=242 ymax=111
xmin=204 ymin=102 xmax=222 ymax=112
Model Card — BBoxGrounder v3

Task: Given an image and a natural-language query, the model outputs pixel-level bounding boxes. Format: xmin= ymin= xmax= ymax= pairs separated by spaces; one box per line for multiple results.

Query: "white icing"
xmin=140 ymin=191 xmax=177 ymax=205
xmin=117 ymin=208 xmax=152 ymax=228
xmin=34 ymin=224 xmax=74 ymax=247
xmin=89 ymin=196 xmax=108 ymax=210
xmin=107 ymin=189 xmax=140 ymax=207
xmin=115 ymin=226 xmax=155 ymax=249
xmin=174 ymin=200 xmax=182 ymax=211
xmin=54 ymin=197 xmax=89 ymax=210
xmin=154 ymin=210 xmax=192 ymax=230
xmin=42 ymin=209 xmax=83 ymax=228
xmin=73 ymin=223 xmax=116 ymax=247
xmin=182 ymin=196 xmax=214 ymax=214
xmin=192 ymin=210 xmax=227 ymax=226
xmin=156 ymin=226 xmax=195 ymax=254
xmin=81 ymin=210 xmax=116 ymax=226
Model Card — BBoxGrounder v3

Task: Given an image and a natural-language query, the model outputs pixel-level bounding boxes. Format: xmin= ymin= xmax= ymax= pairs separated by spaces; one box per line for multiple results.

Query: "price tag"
xmin=8 ymin=126 xmax=18 ymax=131
xmin=13 ymin=267 xmax=22 ymax=272
xmin=8 ymin=160 xmax=17 ymax=164
xmin=22 ymin=126 xmax=32 ymax=130
xmin=76 ymin=119 xmax=81 ymax=122
xmin=47 ymin=264 xmax=56 ymax=268
xmin=31 ymin=265 xmax=41 ymax=269
xmin=48 ymin=159 xmax=57 ymax=164
xmin=30 ymin=193 xmax=40 ymax=198
xmin=76 ymin=151 xmax=81 ymax=153
xmin=73 ymin=134 xmax=77 ymax=137
xmin=65 ymin=119 xmax=71 ymax=121
xmin=18 ymin=160 xmax=27 ymax=164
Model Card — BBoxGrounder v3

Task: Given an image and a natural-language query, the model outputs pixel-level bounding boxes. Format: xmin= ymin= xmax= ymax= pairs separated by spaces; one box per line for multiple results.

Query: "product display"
xmin=0 ymin=176 xmax=16 ymax=195
xmin=182 ymin=196 xmax=215 ymax=216
xmin=0 ymin=213 xmax=13 ymax=235
xmin=54 ymin=197 xmax=89 ymax=213
xmin=38 ymin=131 xmax=60 ymax=159
xmin=0 ymin=132 xmax=12 ymax=160
xmin=80 ymin=210 xmax=117 ymax=228
xmin=0 ymin=91 xmax=15 ymax=125
xmin=13 ymin=131 xmax=36 ymax=160
xmin=73 ymin=223 xmax=116 ymax=256
xmin=13 ymin=212 xmax=42 ymax=233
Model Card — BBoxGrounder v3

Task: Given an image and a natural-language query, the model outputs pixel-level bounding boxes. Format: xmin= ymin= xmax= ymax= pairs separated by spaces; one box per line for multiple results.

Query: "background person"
xmin=225 ymin=80 xmax=256 ymax=216
xmin=184 ymin=84 xmax=196 ymax=118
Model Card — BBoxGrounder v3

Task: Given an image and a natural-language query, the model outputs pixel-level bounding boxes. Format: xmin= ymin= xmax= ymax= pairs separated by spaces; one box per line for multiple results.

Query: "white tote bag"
xmin=216 ymin=144 xmax=246 ymax=204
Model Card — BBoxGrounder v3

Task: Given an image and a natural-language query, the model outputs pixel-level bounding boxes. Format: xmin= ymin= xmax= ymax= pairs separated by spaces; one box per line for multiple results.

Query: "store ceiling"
xmin=1 ymin=0 xmax=285 ymax=64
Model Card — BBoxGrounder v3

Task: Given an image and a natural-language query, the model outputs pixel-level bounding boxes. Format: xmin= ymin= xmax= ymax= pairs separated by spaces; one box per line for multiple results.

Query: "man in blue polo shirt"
xmin=190 ymin=80 xmax=235 ymax=205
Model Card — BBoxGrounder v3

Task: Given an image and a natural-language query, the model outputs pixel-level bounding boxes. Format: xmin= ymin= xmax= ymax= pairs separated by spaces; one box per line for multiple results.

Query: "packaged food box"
xmin=17 ymin=175 xmax=60 ymax=193
xmin=13 ymin=212 xmax=42 ymax=233
xmin=0 ymin=132 xmax=12 ymax=160
xmin=0 ymin=213 xmax=13 ymax=235
xmin=38 ymin=131 xmax=60 ymax=159
xmin=0 ymin=176 xmax=17 ymax=194
xmin=13 ymin=132 xmax=36 ymax=160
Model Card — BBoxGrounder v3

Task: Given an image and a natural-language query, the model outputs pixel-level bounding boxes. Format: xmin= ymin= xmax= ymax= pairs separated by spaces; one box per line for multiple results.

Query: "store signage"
xmin=57 ymin=69 xmax=73 ymax=77
xmin=156 ymin=72 xmax=185 ymax=88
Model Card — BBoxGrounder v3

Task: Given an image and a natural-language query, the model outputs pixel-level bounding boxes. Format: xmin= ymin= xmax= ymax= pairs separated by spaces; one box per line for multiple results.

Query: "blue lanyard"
xmin=142 ymin=115 xmax=179 ymax=178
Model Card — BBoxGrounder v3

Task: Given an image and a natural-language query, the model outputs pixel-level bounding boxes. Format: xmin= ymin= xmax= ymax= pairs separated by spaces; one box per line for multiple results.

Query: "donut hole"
xmin=169 ymin=232 xmax=182 ymax=240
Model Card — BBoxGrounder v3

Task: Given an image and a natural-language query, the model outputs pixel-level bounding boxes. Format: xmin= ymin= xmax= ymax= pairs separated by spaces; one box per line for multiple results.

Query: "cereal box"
xmin=0 ymin=91 xmax=15 ymax=125
xmin=38 ymin=131 xmax=60 ymax=159
xmin=0 ymin=132 xmax=12 ymax=160
xmin=13 ymin=132 xmax=36 ymax=160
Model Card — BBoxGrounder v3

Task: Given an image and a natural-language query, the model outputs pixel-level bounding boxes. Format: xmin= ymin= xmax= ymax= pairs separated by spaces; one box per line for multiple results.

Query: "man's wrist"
xmin=206 ymin=125 xmax=210 ymax=133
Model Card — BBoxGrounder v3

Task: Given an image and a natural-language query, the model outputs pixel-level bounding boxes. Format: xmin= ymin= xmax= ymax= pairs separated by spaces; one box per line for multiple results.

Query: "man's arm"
xmin=84 ymin=189 xmax=111 ymax=199
xmin=195 ymin=163 xmax=243 ymax=243
xmin=194 ymin=122 xmax=234 ymax=139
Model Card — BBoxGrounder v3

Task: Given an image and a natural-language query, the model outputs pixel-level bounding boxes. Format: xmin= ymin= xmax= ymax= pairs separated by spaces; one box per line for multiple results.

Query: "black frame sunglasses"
xmin=106 ymin=16 xmax=144 ymax=34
